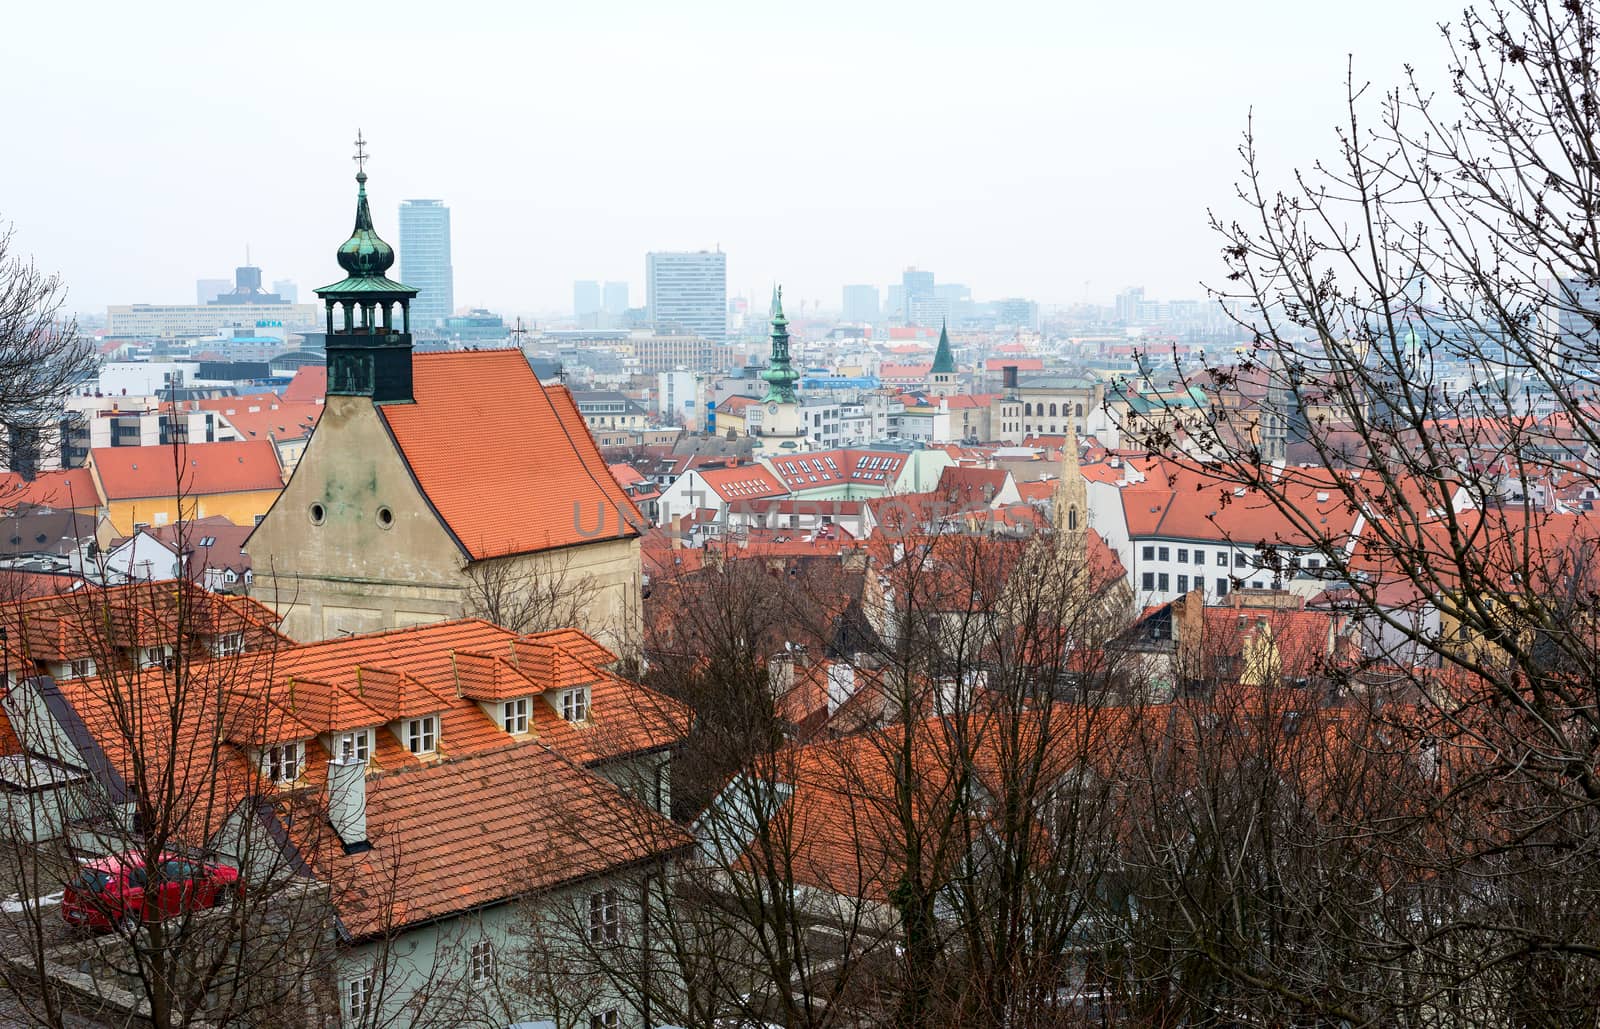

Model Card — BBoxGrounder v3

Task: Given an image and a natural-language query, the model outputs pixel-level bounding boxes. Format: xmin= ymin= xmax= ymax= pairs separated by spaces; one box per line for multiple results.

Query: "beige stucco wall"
xmin=247 ymin=395 xmax=643 ymax=652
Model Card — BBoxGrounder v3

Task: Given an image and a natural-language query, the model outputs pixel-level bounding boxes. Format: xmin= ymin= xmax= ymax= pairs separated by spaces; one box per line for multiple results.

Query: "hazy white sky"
xmin=3 ymin=0 xmax=1455 ymax=319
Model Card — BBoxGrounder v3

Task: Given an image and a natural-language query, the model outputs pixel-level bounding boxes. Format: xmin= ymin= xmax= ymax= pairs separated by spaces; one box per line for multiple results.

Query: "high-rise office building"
xmin=602 ymin=281 xmax=629 ymax=320
xmin=646 ymin=250 xmax=726 ymax=342
xmin=398 ymin=199 xmax=453 ymax=333
xmin=901 ymin=267 xmax=935 ymax=322
xmin=272 ymin=279 xmax=299 ymax=305
xmin=842 ymin=284 xmax=879 ymax=323
xmin=196 ymin=278 xmax=231 ymax=305
xmin=574 ymin=280 xmax=602 ymax=322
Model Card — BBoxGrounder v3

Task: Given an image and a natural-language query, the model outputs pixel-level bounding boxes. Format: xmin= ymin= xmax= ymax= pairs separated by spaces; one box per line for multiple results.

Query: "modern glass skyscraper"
xmin=398 ymin=199 xmax=454 ymax=333
xmin=574 ymin=280 xmax=602 ymax=322
xmin=842 ymin=284 xmax=879 ymax=323
xmin=646 ymin=250 xmax=726 ymax=342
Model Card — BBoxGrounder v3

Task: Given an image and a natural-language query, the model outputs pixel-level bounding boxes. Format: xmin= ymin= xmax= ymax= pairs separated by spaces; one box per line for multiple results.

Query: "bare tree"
xmin=462 ymin=550 xmax=603 ymax=638
xmin=1116 ymin=1 xmax=1600 ymax=1021
xmin=0 ymin=221 xmax=96 ymax=479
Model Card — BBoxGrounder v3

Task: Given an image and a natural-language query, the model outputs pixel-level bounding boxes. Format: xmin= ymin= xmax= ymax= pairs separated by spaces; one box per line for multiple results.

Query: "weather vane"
xmin=353 ymin=130 xmax=369 ymax=174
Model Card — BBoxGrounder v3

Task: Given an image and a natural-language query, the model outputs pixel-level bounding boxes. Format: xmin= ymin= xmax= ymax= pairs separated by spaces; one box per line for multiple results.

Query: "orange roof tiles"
xmin=90 ymin=441 xmax=284 ymax=500
xmin=292 ymin=743 xmax=690 ymax=940
xmin=698 ymin=464 xmax=789 ymax=502
xmin=281 ymin=366 xmax=327 ymax=403
xmin=768 ymin=449 xmax=906 ymax=490
xmin=378 ymin=351 xmax=642 ymax=560
xmin=0 ymin=468 xmax=99 ymax=511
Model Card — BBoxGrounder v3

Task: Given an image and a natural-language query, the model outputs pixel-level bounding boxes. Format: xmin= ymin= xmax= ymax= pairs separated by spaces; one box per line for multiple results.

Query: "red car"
xmin=62 ymin=853 xmax=242 ymax=932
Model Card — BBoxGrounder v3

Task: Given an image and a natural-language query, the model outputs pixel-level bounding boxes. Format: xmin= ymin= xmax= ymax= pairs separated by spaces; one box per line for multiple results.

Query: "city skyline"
xmin=2 ymin=0 xmax=1447 ymax=318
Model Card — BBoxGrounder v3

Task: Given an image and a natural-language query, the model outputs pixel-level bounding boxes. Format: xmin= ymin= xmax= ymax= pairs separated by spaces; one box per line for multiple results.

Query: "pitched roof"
xmin=377 ymin=350 xmax=642 ymax=560
xmin=767 ymin=449 xmax=908 ymax=491
xmin=698 ymin=464 xmax=790 ymax=503
xmin=935 ymin=466 xmax=1010 ymax=506
xmin=0 ymin=468 xmax=99 ymax=512
xmin=290 ymin=742 xmax=690 ymax=940
xmin=206 ymin=397 xmax=323 ymax=443
xmin=90 ymin=441 xmax=284 ymax=500
xmin=281 ymin=366 xmax=327 ymax=403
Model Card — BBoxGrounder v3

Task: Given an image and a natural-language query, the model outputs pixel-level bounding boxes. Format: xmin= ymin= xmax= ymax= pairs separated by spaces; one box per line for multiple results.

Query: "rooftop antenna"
xmin=510 ymin=316 xmax=527 ymax=348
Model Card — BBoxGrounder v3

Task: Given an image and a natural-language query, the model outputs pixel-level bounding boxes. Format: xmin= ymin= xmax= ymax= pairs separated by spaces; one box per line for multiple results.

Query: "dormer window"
xmin=64 ymin=658 xmax=96 ymax=680
xmin=138 ymin=646 xmax=173 ymax=669
xmin=558 ymin=686 xmax=590 ymax=724
xmin=263 ymin=742 xmax=303 ymax=784
xmin=502 ymin=698 xmax=529 ymax=735
xmin=212 ymin=632 xmax=244 ymax=657
xmin=405 ymin=716 xmax=437 ymax=755
xmin=335 ymin=729 xmax=371 ymax=763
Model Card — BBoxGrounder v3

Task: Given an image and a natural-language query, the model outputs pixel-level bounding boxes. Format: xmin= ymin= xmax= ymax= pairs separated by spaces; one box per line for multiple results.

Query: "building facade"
xmin=398 ymin=199 xmax=454 ymax=333
xmin=646 ymin=250 xmax=727 ymax=342
xmin=248 ymin=160 xmax=642 ymax=652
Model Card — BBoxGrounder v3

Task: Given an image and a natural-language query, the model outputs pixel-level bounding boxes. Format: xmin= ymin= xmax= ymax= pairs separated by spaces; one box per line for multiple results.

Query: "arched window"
xmin=1068 ymin=506 xmax=1079 ymax=531
xmin=1075 ymin=403 xmax=1084 ymax=417
xmin=1024 ymin=402 xmax=1033 ymax=416
xmin=1049 ymin=403 xmax=1058 ymax=416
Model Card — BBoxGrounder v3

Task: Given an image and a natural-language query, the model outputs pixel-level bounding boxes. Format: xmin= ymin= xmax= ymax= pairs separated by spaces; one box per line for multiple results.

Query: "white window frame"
xmin=502 ymin=697 xmax=529 ymax=734
xmin=67 ymin=658 xmax=96 ymax=679
xmin=263 ymin=742 xmax=303 ymax=784
xmin=336 ymin=729 xmax=371 ymax=763
xmin=344 ymin=971 xmax=374 ymax=1022
xmin=405 ymin=716 xmax=437 ymax=755
xmin=212 ymin=632 xmax=245 ymax=657
xmin=469 ymin=938 xmax=495 ymax=987
xmin=559 ymin=686 xmax=590 ymax=724
xmin=588 ymin=888 xmax=620 ymax=943
xmin=589 ymin=1012 xmax=619 ymax=1029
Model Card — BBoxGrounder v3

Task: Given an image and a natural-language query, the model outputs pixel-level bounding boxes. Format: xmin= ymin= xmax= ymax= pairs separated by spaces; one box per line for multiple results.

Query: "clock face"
xmin=768 ymin=404 xmax=778 ymax=415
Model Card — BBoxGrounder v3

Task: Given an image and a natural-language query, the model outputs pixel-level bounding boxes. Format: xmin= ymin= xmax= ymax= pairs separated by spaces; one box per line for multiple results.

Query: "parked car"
xmin=62 ymin=852 xmax=242 ymax=932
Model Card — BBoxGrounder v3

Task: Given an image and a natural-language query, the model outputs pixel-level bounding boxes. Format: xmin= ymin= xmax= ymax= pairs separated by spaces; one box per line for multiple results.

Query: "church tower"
xmin=756 ymin=286 xmax=806 ymax=452
xmin=316 ymin=133 xmax=420 ymax=404
xmin=1053 ymin=416 xmax=1088 ymax=562
xmin=929 ymin=321 xmax=957 ymax=396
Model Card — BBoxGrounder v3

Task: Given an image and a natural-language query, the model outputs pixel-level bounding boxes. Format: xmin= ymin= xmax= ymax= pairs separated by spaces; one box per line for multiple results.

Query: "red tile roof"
xmin=879 ymin=362 xmax=932 ymax=380
xmin=377 ymin=350 xmax=642 ymax=560
xmin=281 ymin=366 xmax=327 ymax=403
xmin=0 ymin=468 xmax=99 ymax=512
xmin=90 ymin=441 xmax=284 ymax=500
xmin=984 ymin=357 xmax=1045 ymax=371
xmin=698 ymin=464 xmax=790 ymax=503
xmin=767 ymin=449 xmax=907 ymax=491
xmin=206 ymin=397 xmax=323 ymax=443
xmin=290 ymin=742 xmax=689 ymax=940
xmin=935 ymin=466 xmax=1010 ymax=506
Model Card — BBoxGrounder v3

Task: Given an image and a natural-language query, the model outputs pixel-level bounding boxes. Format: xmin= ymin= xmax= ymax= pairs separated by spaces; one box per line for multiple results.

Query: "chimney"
xmin=1002 ymin=365 xmax=1019 ymax=391
xmin=326 ymin=741 xmax=369 ymax=852
xmin=767 ymin=652 xmax=795 ymax=697
xmin=825 ymin=662 xmax=857 ymax=715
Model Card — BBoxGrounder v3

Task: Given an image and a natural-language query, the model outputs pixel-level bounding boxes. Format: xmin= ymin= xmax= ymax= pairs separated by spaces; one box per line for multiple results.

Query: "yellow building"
xmin=88 ymin=440 xmax=285 ymax=537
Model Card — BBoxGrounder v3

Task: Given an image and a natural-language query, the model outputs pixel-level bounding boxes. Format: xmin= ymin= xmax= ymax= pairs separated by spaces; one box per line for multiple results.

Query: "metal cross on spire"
xmin=353 ymin=130 xmax=369 ymax=174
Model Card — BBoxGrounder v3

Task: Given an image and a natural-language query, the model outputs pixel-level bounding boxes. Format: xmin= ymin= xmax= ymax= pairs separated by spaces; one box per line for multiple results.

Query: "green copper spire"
xmin=317 ymin=134 xmax=417 ymax=298
xmin=931 ymin=320 xmax=955 ymax=375
xmin=316 ymin=133 xmax=421 ymax=404
xmin=761 ymin=285 xmax=799 ymax=404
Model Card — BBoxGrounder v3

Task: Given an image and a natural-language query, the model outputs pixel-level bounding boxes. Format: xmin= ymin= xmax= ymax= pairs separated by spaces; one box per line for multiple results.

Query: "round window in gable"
xmin=309 ymin=502 xmax=326 ymax=525
xmin=376 ymin=506 xmax=394 ymax=529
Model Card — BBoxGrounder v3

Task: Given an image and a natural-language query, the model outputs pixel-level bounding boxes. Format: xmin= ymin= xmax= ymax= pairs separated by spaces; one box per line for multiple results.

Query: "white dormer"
xmin=261 ymin=741 xmax=305 ymax=785
xmin=549 ymin=685 xmax=590 ymax=724
xmin=323 ymin=728 xmax=373 ymax=765
xmin=393 ymin=715 xmax=438 ymax=756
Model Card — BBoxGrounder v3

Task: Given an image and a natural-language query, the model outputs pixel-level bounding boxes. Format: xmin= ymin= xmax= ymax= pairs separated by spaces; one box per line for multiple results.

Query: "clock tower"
xmin=755 ymin=286 xmax=807 ymax=453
